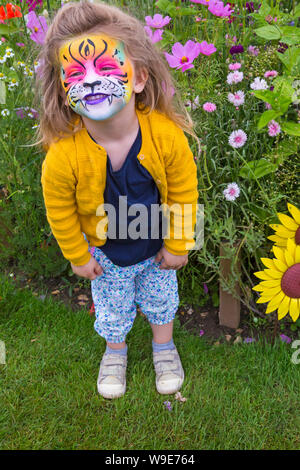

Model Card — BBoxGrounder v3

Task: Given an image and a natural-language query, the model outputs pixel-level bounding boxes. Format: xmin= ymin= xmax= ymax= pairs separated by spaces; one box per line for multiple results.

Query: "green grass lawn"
xmin=0 ymin=274 xmax=299 ymax=450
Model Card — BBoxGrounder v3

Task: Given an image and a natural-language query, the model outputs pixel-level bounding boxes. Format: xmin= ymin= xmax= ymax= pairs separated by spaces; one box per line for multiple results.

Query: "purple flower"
xmin=164 ymin=401 xmax=172 ymax=411
xmin=145 ymin=14 xmax=171 ymax=29
xmin=203 ymin=283 xmax=209 ymax=294
xmin=229 ymin=45 xmax=244 ymax=55
xmin=244 ymin=337 xmax=255 ymax=343
xmin=144 ymin=26 xmax=164 ymax=44
xmin=199 ymin=330 xmax=205 ymax=337
xmin=26 ymin=0 xmax=43 ymax=12
xmin=164 ymin=40 xmax=201 ymax=72
xmin=280 ymin=334 xmax=292 ymax=344
xmin=16 ymin=42 xmax=25 ymax=47
xmin=26 ymin=10 xmax=48 ymax=45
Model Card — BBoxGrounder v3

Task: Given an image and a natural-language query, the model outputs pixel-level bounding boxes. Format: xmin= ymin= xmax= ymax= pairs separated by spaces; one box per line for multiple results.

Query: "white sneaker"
xmin=153 ymin=348 xmax=184 ymax=395
xmin=97 ymin=353 xmax=127 ymax=399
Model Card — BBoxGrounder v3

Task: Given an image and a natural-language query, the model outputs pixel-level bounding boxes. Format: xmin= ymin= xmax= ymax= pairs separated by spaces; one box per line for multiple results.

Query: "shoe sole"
xmin=98 ymin=383 xmax=126 ymax=399
xmin=156 ymin=373 xmax=184 ymax=395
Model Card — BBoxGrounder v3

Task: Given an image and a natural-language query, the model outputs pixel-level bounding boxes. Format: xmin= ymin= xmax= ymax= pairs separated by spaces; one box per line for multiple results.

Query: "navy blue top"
xmin=88 ymin=128 xmax=164 ymax=267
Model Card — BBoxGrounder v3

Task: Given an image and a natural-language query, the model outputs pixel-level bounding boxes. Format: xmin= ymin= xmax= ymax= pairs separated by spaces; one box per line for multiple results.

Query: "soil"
xmin=4 ymin=267 xmax=299 ymax=346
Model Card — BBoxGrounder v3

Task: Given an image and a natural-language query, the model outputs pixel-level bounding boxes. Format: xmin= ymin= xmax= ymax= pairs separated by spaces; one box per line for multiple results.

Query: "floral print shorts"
xmin=88 ymin=244 xmax=179 ymax=343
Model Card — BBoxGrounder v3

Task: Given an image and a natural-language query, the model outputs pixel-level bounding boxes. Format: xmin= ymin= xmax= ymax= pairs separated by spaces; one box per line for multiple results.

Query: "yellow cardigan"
xmin=41 ymin=108 xmax=199 ymax=266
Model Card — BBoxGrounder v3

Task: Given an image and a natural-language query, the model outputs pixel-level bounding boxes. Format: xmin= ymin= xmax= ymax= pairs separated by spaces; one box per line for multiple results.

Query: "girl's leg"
xmin=150 ymin=320 xmax=173 ymax=344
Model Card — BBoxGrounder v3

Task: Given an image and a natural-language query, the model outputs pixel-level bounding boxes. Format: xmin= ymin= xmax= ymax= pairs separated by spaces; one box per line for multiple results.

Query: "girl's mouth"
xmin=84 ymin=93 xmax=112 ymax=105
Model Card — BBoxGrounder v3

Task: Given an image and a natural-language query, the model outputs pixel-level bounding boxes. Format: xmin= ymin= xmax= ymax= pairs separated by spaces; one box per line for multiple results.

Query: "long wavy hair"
xmin=34 ymin=0 xmax=196 ymax=148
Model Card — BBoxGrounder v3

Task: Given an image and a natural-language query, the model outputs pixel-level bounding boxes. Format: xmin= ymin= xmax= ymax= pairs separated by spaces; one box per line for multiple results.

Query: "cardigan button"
xmin=139 ymin=154 xmax=145 ymax=160
xmin=156 ymin=179 xmax=161 ymax=184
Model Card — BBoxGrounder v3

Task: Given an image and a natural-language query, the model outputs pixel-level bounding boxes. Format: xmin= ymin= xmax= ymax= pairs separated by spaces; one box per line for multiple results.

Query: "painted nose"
xmin=83 ymin=80 xmax=102 ymax=91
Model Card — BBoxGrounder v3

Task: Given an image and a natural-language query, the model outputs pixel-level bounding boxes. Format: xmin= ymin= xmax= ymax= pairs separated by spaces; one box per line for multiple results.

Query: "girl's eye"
xmin=70 ymin=72 xmax=83 ymax=77
xmin=100 ymin=66 xmax=113 ymax=71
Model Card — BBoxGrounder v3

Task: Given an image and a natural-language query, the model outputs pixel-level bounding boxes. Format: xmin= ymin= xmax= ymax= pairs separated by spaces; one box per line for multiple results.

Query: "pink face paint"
xmin=59 ymin=34 xmax=134 ymax=121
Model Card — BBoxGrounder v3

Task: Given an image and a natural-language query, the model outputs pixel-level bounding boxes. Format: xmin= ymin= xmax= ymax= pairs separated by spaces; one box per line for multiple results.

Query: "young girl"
xmin=39 ymin=0 xmax=199 ymax=399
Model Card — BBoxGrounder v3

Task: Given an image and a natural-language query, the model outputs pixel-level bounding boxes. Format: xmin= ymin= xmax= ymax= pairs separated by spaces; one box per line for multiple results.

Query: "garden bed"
xmin=4 ymin=266 xmax=298 ymax=346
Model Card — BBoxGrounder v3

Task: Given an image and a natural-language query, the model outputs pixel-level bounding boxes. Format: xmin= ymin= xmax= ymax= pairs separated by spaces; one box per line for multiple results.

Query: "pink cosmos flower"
xmin=208 ymin=0 xmax=234 ymax=18
xmin=264 ymin=70 xmax=278 ymax=79
xmin=164 ymin=40 xmax=201 ymax=72
xmin=145 ymin=13 xmax=171 ymax=28
xmin=26 ymin=10 xmax=48 ymax=45
xmin=226 ymin=70 xmax=243 ymax=85
xmin=229 ymin=62 xmax=241 ymax=70
xmin=228 ymin=90 xmax=245 ymax=106
xmin=16 ymin=42 xmax=25 ymax=47
xmin=223 ymin=182 xmax=240 ymax=201
xmin=144 ymin=26 xmax=164 ymax=44
xmin=198 ymin=40 xmax=217 ymax=56
xmin=265 ymin=103 xmax=272 ymax=110
xmin=190 ymin=0 xmax=210 ymax=5
xmin=203 ymin=102 xmax=216 ymax=112
xmin=228 ymin=129 xmax=247 ymax=148
xmin=268 ymin=120 xmax=281 ymax=137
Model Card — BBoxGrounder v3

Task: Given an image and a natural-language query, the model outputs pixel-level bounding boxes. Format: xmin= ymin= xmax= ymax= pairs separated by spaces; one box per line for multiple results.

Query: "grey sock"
xmin=105 ymin=344 xmax=127 ymax=356
xmin=152 ymin=338 xmax=175 ymax=352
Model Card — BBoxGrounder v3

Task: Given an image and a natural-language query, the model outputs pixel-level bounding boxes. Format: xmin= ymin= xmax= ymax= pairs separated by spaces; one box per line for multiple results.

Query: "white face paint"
xmin=59 ymin=34 xmax=135 ymax=121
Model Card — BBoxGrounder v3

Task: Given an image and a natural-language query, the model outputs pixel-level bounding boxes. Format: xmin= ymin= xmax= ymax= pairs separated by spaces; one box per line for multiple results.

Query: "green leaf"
xmin=0 ymin=81 xmax=6 ymax=105
xmin=257 ymin=110 xmax=281 ymax=130
xmin=239 ymin=159 xmax=278 ymax=180
xmin=0 ymin=24 xmax=19 ymax=35
xmin=254 ymin=25 xmax=281 ymax=40
xmin=279 ymin=26 xmax=300 ymax=46
xmin=155 ymin=0 xmax=176 ymax=16
xmin=281 ymin=121 xmax=300 ymax=136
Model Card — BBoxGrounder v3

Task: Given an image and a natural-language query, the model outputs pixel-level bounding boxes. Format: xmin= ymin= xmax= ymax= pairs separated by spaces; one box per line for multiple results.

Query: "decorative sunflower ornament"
xmin=268 ymin=203 xmax=300 ymax=247
xmin=253 ymin=238 xmax=300 ymax=322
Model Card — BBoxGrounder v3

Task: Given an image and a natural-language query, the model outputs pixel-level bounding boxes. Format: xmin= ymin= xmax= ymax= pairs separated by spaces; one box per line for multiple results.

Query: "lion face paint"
xmin=59 ymin=34 xmax=134 ymax=121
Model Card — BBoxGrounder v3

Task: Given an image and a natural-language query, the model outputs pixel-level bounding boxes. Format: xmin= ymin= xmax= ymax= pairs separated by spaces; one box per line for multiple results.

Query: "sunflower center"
xmin=281 ymin=263 xmax=300 ymax=298
xmin=295 ymin=226 xmax=300 ymax=245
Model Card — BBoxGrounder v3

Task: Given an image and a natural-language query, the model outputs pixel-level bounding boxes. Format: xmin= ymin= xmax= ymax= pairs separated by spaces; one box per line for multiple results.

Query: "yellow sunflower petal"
xmin=289 ymin=298 xmax=300 ymax=322
xmin=272 ymin=246 xmax=286 ymax=263
xmin=256 ymin=279 xmax=281 ymax=288
xmin=253 ymin=270 xmax=274 ymax=281
xmin=260 ymin=258 xmax=276 ymax=269
xmin=286 ymin=238 xmax=296 ymax=258
xmin=272 ymin=226 xmax=295 ymax=239
xmin=267 ymin=290 xmax=285 ymax=309
xmin=256 ymin=288 xmax=284 ymax=304
xmin=264 ymin=268 xmax=283 ymax=280
xmin=288 ymin=203 xmax=300 ymax=225
xmin=273 ymin=258 xmax=288 ymax=272
xmin=284 ymin=248 xmax=295 ymax=267
xmin=265 ymin=303 xmax=278 ymax=314
xmin=277 ymin=213 xmax=299 ymax=231
xmin=252 ymin=284 xmax=265 ymax=292
xmin=277 ymin=296 xmax=290 ymax=320
xmin=295 ymin=245 xmax=300 ymax=264
xmin=268 ymin=235 xmax=287 ymax=246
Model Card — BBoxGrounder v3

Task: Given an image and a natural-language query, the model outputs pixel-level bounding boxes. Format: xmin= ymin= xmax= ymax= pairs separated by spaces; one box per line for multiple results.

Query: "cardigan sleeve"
xmin=41 ymin=142 xmax=91 ymax=266
xmin=163 ymin=128 xmax=199 ymax=256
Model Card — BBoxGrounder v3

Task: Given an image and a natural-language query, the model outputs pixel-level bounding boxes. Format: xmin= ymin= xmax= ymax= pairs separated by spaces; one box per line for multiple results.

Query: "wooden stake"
xmin=219 ymin=241 xmax=241 ymax=329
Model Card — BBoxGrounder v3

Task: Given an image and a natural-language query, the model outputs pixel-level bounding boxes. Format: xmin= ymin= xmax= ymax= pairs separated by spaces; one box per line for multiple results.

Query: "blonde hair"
xmin=33 ymin=0 xmax=196 ymax=148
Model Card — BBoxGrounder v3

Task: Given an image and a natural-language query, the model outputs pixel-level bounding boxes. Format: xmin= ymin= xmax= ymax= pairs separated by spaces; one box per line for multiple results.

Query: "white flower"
xmin=0 ymin=56 xmax=7 ymax=64
xmin=226 ymin=71 xmax=244 ymax=85
xmin=4 ymin=48 xmax=14 ymax=59
xmin=1 ymin=109 xmax=10 ymax=117
xmin=228 ymin=90 xmax=245 ymax=106
xmin=250 ymin=77 xmax=268 ymax=90
xmin=223 ymin=183 xmax=240 ymax=201
xmin=0 ymin=72 xmax=6 ymax=80
xmin=7 ymin=80 xmax=19 ymax=90
xmin=32 ymin=124 xmax=39 ymax=129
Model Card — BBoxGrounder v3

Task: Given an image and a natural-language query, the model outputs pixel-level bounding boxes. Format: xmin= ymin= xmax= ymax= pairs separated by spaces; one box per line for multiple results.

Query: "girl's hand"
xmin=155 ymin=246 xmax=188 ymax=270
xmin=71 ymin=256 xmax=103 ymax=280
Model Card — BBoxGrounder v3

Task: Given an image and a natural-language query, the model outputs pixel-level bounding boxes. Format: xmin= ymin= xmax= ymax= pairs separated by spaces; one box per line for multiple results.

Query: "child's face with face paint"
xmin=59 ymin=33 xmax=136 ymax=121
